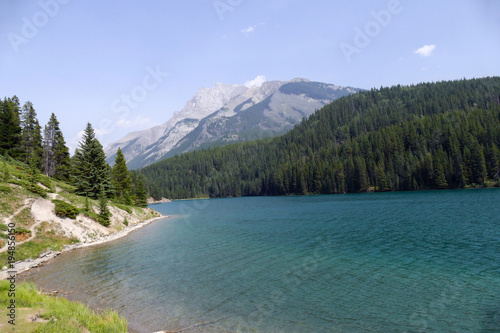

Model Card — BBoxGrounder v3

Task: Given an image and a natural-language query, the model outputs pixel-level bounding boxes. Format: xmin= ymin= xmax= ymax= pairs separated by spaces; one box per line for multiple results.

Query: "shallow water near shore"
xmin=20 ymin=189 xmax=500 ymax=332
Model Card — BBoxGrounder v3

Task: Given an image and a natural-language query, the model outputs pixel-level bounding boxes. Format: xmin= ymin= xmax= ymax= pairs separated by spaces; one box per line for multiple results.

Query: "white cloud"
xmin=244 ymin=75 xmax=267 ymax=88
xmin=241 ymin=22 xmax=265 ymax=34
xmin=241 ymin=26 xmax=256 ymax=33
xmin=414 ymin=44 xmax=436 ymax=57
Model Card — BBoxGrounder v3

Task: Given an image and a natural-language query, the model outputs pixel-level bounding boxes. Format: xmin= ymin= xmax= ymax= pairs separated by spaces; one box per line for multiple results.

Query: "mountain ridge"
xmin=137 ymin=77 xmax=500 ymax=199
xmin=105 ymin=78 xmax=360 ymax=169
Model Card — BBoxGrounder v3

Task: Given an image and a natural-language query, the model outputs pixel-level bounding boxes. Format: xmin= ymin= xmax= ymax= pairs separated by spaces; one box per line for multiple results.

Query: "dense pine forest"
xmin=141 ymin=77 xmax=500 ymax=199
xmin=0 ymin=97 xmax=148 ymax=225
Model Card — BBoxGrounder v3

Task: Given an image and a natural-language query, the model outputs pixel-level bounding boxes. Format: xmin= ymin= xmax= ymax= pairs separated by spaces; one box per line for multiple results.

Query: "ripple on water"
xmin=19 ymin=189 xmax=500 ymax=332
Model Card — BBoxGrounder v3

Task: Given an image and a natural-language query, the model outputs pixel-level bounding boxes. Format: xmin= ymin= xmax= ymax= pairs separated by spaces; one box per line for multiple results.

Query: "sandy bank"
xmin=0 ymin=215 xmax=168 ymax=280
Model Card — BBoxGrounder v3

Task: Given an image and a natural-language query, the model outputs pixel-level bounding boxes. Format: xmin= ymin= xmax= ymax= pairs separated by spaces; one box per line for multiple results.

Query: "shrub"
xmin=0 ymin=185 xmax=12 ymax=193
xmin=38 ymin=175 xmax=55 ymax=193
xmin=123 ymin=218 xmax=129 ymax=226
xmin=6 ymin=170 xmax=48 ymax=197
xmin=30 ymin=184 xmax=48 ymax=197
xmin=14 ymin=226 xmax=31 ymax=235
xmin=52 ymin=199 xmax=80 ymax=219
xmin=115 ymin=203 xmax=132 ymax=214
xmin=81 ymin=211 xmax=99 ymax=220
xmin=9 ymin=179 xmax=48 ymax=198
xmin=0 ymin=223 xmax=8 ymax=231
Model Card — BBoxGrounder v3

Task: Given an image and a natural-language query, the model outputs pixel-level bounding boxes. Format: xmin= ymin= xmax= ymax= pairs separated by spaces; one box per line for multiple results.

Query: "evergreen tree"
xmin=84 ymin=196 xmax=90 ymax=212
xmin=1 ymin=161 xmax=10 ymax=182
xmin=375 ymin=163 xmax=389 ymax=191
xmin=42 ymin=121 xmax=55 ymax=177
xmin=72 ymin=123 xmax=113 ymax=199
xmin=355 ymin=156 xmax=370 ymax=192
xmin=466 ymin=135 xmax=487 ymax=185
xmin=485 ymin=143 xmax=500 ymax=181
xmin=42 ymin=113 xmax=71 ymax=180
xmin=433 ymin=162 xmax=448 ymax=189
xmin=97 ymin=184 xmax=111 ymax=227
xmin=20 ymin=101 xmax=43 ymax=168
xmin=111 ymin=148 xmax=132 ymax=204
xmin=0 ymin=96 xmax=22 ymax=158
xmin=134 ymin=174 xmax=148 ymax=208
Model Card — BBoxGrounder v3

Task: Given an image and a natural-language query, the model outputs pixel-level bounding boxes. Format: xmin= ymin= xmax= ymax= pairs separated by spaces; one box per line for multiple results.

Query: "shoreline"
xmin=0 ymin=215 xmax=169 ymax=280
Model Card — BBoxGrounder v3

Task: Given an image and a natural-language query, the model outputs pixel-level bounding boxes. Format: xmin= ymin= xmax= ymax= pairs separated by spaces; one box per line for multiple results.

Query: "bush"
xmin=28 ymin=183 xmax=48 ymax=197
xmin=0 ymin=185 xmax=12 ymax=193
xmin=38 ymin=175 xmax=55 ymax=193
xmin=57 ymin=181 xmax=76 ymax=193
xmin=14 ymin=226 xmax=31 ymax=235
xmin=115 ymin=203 xmax=132 ymax=214
xmin=81 ymin=211 xmax=99 ymax=220
xmin=52 ymin=199 xmax=80 ymax=219
xmin=123 ymin=218 xmax=129 ymax=226
xmin=9 ymin=179 xmax=48 ymax=197
xmin=0 ymin=223 xmax=8 ymax=231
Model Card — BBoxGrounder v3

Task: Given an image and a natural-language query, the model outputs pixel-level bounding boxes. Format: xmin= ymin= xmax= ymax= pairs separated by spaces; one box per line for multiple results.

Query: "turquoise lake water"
xmin=21 ymin=189 xmax=500 ymax=332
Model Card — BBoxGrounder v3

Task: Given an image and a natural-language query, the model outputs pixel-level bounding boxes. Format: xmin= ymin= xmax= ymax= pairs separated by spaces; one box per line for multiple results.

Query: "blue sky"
xmin=1 ymin=0 xmax=499 ymax=152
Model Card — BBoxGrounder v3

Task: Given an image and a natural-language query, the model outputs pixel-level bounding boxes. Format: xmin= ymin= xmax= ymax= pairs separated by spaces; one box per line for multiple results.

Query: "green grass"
xmin=0 ymin=184 xmax=12 ymax=193
xmin=0 ymin=280 xmax=128 ymax=332
xmin=51 ymin=179 xmax=76 ymax=193
xmin=12 ymin=207 xmax=34 ymax=228
xmin=0 ymin=184 xmax=31 ymax=218
xmin=14 ymin=226 xmax=31 ymax=235
xmin=0 ymin=231 xmax=78 ymax=267
xmin=7 ymin=179 xmax=48 ymax=198
xmin=114 ymin=203 xmax=132 ymax=214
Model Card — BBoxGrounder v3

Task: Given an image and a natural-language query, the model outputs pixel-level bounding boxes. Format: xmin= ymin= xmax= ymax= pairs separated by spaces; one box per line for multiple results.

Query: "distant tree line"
xmin=140 ymin=77 xmax=500 ymax=199
xmin=0 ymin=96 xmax=149 ymax=225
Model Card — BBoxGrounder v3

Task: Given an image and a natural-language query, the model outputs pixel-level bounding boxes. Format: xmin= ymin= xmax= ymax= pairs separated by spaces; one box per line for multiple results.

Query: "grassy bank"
xmin=0 ymin=280 xmax=127 ymax=332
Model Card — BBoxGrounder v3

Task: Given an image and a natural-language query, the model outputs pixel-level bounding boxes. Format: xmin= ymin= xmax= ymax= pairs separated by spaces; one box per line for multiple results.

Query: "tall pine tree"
xmin=111 ymin=148 xmax=132 ymax=204
xmin=0 ymin=96 xmax=22 ymax=158
xmin=20 ymin=101 xmax=43 ymax=168
xmin=42 ymin=113 xmax=71 ymax=180
xmin=134 ymin=173 xmax=148 ymax=208
xmin=97 ymin=183 xmax=111 ymax=227
xmin=72 ymin=123 xmax=113 ymax=199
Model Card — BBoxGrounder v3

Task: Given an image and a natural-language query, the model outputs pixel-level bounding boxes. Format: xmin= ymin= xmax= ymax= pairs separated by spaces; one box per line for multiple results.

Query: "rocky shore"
xmin=0 ymin=215 xmax=167 ymax=280
xmin=147 ymin=197 xmax=172 ymax=204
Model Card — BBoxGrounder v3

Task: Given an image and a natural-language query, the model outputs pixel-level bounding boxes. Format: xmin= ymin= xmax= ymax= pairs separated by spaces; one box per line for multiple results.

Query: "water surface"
xmin=21 ymin=189 xmax=500 ymax=332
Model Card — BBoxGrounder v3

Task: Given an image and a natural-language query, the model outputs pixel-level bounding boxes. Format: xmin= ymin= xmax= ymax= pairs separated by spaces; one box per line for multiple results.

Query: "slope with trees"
xmin=0 ymin=97 xmax=156 ymax=228
xmin=140 ymin=77 xmax=500 ymax=199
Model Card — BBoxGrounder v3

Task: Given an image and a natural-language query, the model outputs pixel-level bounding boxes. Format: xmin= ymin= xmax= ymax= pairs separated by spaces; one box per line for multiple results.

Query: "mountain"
xmin=138 ymin=77 xmax=500 ymax=199
xmin=104 ymin=78 xmax=360 ymax=169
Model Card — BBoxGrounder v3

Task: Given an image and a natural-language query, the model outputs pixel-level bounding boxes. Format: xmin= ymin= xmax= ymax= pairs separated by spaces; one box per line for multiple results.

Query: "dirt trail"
xmin=0 ymin=198 xmax=34 ymax=254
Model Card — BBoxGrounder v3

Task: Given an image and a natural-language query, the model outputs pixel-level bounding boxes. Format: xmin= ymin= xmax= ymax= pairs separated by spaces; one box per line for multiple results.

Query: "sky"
xmin=1 ymin=0 xmax=499 ymax=152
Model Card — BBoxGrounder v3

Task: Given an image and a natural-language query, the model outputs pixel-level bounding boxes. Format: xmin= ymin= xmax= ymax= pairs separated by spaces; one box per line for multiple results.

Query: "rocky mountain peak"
xmin=105 ymin=79 xmax=361 ymax=168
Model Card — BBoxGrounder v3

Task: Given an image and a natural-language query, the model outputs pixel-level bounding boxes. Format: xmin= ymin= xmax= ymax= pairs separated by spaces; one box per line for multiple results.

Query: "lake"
xmin=20 ymin=189 xmax=500 ymax=332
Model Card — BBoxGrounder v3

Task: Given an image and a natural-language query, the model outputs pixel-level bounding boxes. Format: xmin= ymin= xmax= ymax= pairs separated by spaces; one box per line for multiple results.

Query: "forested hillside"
xmin=141 ymin=77 xmax=500 ymax=199
xmin=0 ymin=97 xmax=149 ymax=216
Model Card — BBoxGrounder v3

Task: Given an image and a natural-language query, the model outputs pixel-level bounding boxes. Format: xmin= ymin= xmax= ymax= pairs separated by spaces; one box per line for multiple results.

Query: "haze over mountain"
xmin=104 ymin=78 xmax=360 ymax=169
